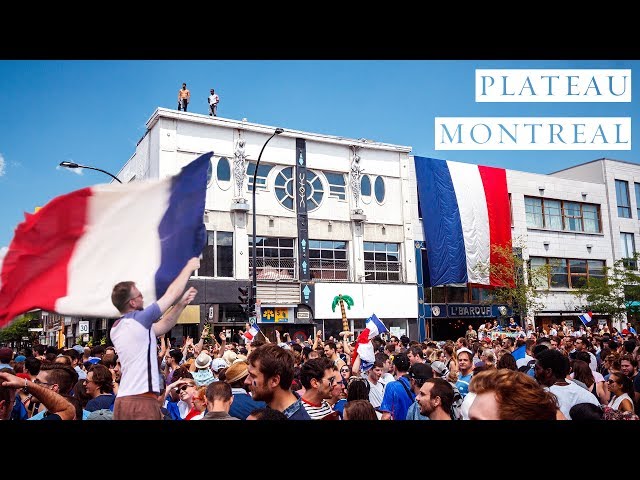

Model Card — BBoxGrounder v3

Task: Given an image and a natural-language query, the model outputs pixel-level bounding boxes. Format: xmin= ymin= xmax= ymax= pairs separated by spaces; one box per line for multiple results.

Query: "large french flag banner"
xmin=352 ymin=313 xmax=388 ymax=371
xmin=0 ymin=153 xmax=211 ymax=329
xmin=414 ymin=156 xmax=513 ymax=287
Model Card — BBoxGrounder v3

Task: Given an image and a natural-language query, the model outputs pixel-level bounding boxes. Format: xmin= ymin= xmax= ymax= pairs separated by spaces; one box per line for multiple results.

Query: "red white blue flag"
xmin=414 ymin=156 xmax=513 ymax=287
xmin=0 ymin=153 xmax=210 ymax=329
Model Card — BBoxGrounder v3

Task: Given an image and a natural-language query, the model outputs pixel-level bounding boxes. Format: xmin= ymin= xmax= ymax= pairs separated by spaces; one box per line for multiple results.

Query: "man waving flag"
xmin=352 ymin=313 xmax=388 ymax=371
xmin=0 ymin=153 xmax=211 ymax=330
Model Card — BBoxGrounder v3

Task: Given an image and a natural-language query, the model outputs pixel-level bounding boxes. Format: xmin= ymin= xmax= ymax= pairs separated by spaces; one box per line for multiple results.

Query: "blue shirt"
xmin=379 ymin=375 xmax=414 ymax=421
xmin=406 ymin=399 xmax=429 ymax=420
xmin=229 ymin=389 xmax=266 ymax=420
xmin=283 ymin=397 xmax=312 ymax=420
xmin=456 ymin=373 xmax=473 ymax=397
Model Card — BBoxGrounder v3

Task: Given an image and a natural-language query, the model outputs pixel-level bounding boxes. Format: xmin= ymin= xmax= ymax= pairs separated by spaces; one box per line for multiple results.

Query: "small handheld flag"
xmin=578 ymin=311 xmax=593 ymax=326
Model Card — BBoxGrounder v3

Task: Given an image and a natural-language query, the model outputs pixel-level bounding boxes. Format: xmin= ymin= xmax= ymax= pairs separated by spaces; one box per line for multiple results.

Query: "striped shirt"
xmin=300 ymin=397 xmax=335 ymax=420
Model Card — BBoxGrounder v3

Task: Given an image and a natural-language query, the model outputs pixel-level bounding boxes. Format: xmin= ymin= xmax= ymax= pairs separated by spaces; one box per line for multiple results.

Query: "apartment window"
xmin=364 ymin=242 xmax=401 ymax=282
xmin=246 ymin=162 xmax=274 ymax=192
xmin=530 ymin=256 xmax=606 ymax=289
xmin=309 ymin=240 xmax=349 ymax=281
xmin=200 ymin=231 xmax=233 ymax=277
xmin=616 ymin=179 xmax=631 ymax=218
xmin=564 ymin=202 xmax=583 ymax=232
xmin=635 ymin=183 xmax=640 ymax=219
xmin=471 ymin=286 xmax=494 ymax=304
xmin=525 ymin=197 xmax=543 ymax=227
xmin=524 ymin=196 xmax=600 ymax=233
xmin=620 ymin=232 xmax=637 ymax=270
xmin=249 ymin=237 xmax=296 ymax=280
xmin=324 ymin=172 xmax=346 ymax=200
xmin=544 ymin=199 xmax=563 ymax=230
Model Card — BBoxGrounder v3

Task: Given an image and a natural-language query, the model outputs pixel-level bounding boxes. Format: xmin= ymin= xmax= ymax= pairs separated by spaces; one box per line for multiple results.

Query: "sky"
xmin=0 ymin=59 xmax=637 ymax=252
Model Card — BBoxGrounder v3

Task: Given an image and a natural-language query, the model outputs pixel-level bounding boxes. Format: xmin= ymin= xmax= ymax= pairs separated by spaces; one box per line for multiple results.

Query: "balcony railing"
xmin=309 ymin=259 xmax=351 ymax=282
xmin=250 ymin=257 xmax=297 ymax=281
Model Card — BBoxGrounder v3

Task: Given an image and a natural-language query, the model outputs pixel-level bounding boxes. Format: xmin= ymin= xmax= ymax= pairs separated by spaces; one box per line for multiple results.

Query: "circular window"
xmin=274 ymin=167 xmax=324 ymax=212
xmin=374 ymin=176 xmax=385 ymax=204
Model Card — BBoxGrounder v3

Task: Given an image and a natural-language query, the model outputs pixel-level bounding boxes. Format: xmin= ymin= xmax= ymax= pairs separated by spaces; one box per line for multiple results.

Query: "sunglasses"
xmin=178 ymin=384 xmax=195 ymax=392
xmin=340 ymin=368 xmax=350 ymax=373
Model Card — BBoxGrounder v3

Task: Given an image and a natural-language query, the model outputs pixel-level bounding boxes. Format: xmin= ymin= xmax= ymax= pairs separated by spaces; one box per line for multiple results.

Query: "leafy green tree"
xmin=476 ymin=238 xmax=551 ymax=324
xmin=0 ymin=315 xmax=32 ymax=344
xmin=572 ymin=252 xmax=640 ymax=328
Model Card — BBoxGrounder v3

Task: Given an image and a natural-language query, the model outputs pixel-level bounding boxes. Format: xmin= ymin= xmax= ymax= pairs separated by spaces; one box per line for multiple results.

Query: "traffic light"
xmin=238 ymin=287 xmax=249 ymax=314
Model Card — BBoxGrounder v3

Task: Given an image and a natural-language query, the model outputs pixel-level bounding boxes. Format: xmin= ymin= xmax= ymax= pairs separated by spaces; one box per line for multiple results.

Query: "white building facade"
xmin=116 ymin=108 xmax=418 ymax=342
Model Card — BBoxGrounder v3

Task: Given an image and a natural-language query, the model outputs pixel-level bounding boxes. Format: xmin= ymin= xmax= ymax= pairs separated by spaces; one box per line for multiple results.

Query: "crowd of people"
xmin=2 ymin=317 xmax=639 ymax=421
xmin=1 ymin=258 xmax=639 ymax=421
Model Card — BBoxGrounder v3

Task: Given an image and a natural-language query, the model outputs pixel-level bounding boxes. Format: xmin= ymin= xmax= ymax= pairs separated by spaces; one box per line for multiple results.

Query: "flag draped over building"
xmin=352 ymin=313 xmax=388 ymax=371
xmin=414 ymin=156 xmax=513 ymax=287
xmin=0 ymin=152 xmax=211 ymax=329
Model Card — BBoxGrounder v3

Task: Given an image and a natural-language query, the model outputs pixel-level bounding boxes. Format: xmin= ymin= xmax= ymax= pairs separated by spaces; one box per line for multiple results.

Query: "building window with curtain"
xmin=199 ymin=231 xmax=234 ymax=277
xmin=530 ymin=256 xmax=605 ymax=289
xmin=616 ymin=179 xmax=631 ymax=218
xmin=524 ymin=196 xmax=600 ymax=233
xmin=621 ymin=232 xmax=637 ymax=270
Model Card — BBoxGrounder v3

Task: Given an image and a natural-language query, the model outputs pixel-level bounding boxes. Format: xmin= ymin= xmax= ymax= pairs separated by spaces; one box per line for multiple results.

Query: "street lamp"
xmin=251 ymin=127 xmax=284 ymax=317
xmin=59 ymin=161 xmax=122 ymax=184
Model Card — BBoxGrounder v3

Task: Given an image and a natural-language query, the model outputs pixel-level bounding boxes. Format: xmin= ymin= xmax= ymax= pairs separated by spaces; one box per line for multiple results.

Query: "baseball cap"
xmin=430 ymin=360 xmax=448 ymax=376
xmin=14 ymin=355 xmax=26 ymax=363
xmin=211 ymin=358 xmax=228 ymax=372
xmin=456 ymin=347 xmax=473 ymax=357
xmin=408 ymin=363 xmax=433 ymax=381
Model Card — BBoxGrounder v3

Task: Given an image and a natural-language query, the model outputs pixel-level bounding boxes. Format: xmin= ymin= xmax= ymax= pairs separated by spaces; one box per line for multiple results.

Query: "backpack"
xmin=450 ymin=383 xmax=463 ymax=420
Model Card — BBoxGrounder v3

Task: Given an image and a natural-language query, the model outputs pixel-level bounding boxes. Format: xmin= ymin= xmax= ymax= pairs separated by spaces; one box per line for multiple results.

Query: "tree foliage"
xmin=476 ymin=238 xmax=551 ymax=321
xmin=0 ymin=315 xmax=33 ymax=343
xmin=572 ymin=253 xmax=640 ymax=325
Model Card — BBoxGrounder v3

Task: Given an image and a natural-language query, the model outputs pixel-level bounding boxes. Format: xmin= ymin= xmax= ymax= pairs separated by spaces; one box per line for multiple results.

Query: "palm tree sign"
xmin=331 ymin=294 xmax=354 ymax=335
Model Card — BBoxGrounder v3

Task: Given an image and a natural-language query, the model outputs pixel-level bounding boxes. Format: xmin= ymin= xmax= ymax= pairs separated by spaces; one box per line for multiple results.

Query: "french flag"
xmin=244 ymin=323 xmax=260 ymax=343
xmin=352 ymin=313 xmax=388 ymax=371
xmin=0 ymin=153 xmax=210 ymax=329
xmin=578 ymin=311 xmax=593 ymax=326
xmin=414 ymin=157 xmax=513 ymax=287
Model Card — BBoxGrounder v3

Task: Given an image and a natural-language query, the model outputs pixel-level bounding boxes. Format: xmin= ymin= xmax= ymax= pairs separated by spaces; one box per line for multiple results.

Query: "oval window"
xmin=361 ymin=175 xmax=371 ymax=196
xmin=374 ymin=176 xmax=385 ymax=203
xmin=216 ymin=156 xmax=231 ymax=182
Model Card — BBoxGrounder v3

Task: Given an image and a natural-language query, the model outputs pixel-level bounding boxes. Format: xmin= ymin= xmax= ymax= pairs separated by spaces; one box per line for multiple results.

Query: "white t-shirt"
xmin=547 ymin=381 xmax=600 ymax=419
xmin=209 ymin=94 xmax=219 ymax=105
xmin=110 ymin=303 xmax=162 ymax=397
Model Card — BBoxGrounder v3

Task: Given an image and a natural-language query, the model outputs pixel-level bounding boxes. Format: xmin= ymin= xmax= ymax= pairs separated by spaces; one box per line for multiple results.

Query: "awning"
xmin=176 ymin=305 xmax=200 ymax=324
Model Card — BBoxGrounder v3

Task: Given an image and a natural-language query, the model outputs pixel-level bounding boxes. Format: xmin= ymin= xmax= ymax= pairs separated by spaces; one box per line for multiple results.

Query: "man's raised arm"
xmin=156 ymin=257 xmax=200 ymax=314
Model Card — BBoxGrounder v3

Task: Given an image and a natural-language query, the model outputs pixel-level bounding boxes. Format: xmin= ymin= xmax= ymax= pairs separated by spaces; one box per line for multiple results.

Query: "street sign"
xmin=249 ymin=317 xmax=257 ymax=326
xmin=209 ymin=306 xmax=214 ymax=319
xmin=79 ymin=321 xmax=89 ymax=334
